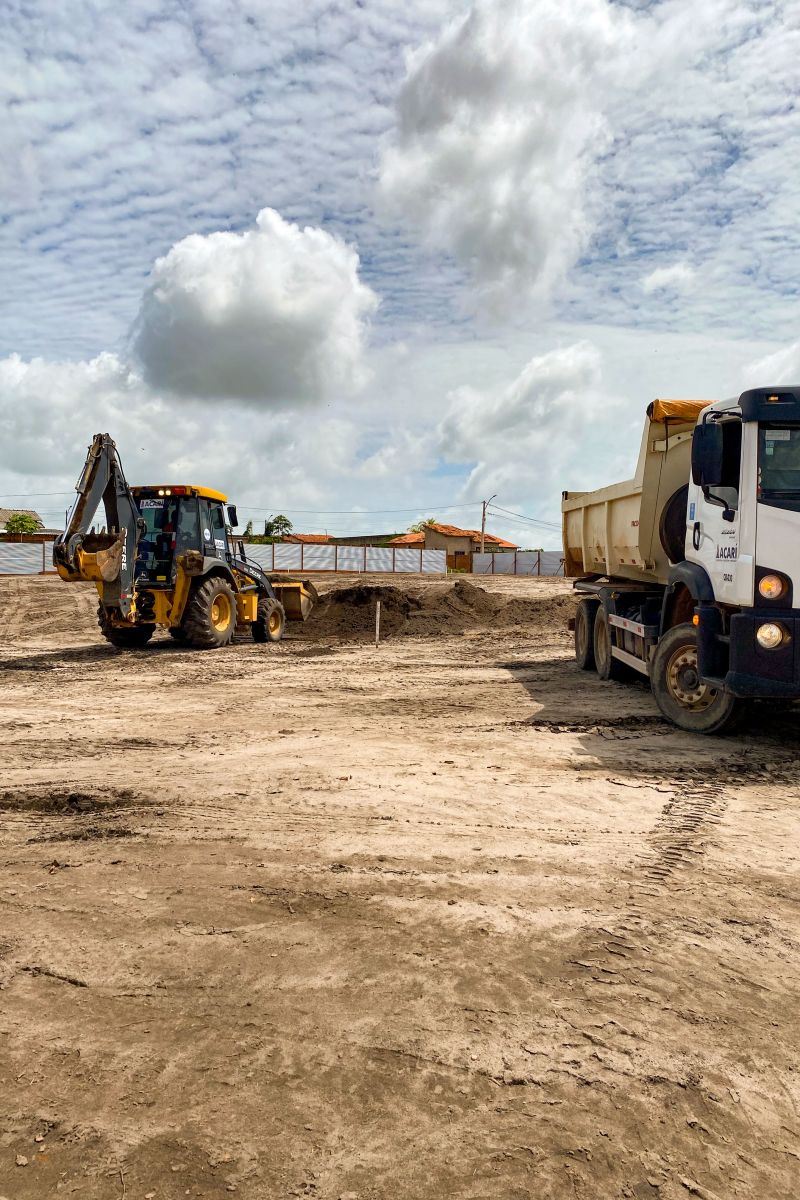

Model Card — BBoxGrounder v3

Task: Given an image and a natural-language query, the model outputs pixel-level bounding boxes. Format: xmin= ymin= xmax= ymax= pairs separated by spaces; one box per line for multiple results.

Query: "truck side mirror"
xmin=226 ymin=504 xmax=238 ymax=528
xmin=691 ymin=422 xmax=724 ymax=488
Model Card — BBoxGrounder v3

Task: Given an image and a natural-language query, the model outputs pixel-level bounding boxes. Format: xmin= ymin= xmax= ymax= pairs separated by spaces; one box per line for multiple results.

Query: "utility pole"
xmin=480 ymin=494 xmax=497 ymax=554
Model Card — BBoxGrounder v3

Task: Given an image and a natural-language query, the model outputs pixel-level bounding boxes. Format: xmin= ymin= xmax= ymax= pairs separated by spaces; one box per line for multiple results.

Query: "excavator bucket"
xmin=271 ymin=579 xmax=318 ymax=622
xmin=79 ymin=533 xmax=125 ymax=583
xmin=53 ymin=532 xmax=124 ymax=584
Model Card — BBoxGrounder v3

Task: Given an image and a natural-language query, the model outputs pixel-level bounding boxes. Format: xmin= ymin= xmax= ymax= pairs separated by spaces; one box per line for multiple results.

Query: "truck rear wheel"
xmin=97 ymin=602 xmax=154 ymax=649
xmin=651 ymin=623 xmax=741 ymax=734
xmin=593 ymin=607 xmax=630 ymax=681
xmin=252 ymin=596 xmax=286 ymax=643
xmin=574 ymin=598 xmax=599 ymax=670
xmin=183 ymin=576 xmax=237 ymax=649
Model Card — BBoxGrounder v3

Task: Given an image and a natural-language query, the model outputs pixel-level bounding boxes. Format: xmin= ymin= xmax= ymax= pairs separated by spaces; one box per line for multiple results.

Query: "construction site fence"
xmin=0 ymin=541 xmax=55 ymax=574
xmin=472 ymin=551 xmax=564 ymax=576
xmin=244 ymin=544 xmax=446 ymax=574
xmin=0 ymin=542 xmax=448 ymax=576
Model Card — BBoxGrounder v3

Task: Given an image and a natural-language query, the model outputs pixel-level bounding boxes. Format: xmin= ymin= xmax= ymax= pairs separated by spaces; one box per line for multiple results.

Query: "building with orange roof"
xmin=389 ymin=521 xmax=517 ymax=568
xmin=282 ymin=532 xmax=333 ymax=544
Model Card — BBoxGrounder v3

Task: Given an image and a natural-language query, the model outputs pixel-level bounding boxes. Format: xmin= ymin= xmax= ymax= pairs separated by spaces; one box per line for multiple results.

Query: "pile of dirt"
xmin=294 ymin=579 xmax=576 ymax=641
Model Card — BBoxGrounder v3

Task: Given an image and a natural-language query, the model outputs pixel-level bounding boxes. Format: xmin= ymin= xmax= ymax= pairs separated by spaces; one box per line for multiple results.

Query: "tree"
xmin=408 ymin=517 xmax=436 ymax=533
xmin=5 ymin=512 xmax=41 ymax=535
xmin=264 ymin=514 xmax=293 ymax=538
xmin=244 ymin=519 xmax=253 ymax=537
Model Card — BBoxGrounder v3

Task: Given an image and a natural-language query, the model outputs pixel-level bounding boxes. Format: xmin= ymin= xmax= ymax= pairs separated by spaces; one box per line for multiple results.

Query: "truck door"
xmin=198 ymin=499 xmax=228 ymax=560
xmin=687 ymin=416 xmax=753 ymax=604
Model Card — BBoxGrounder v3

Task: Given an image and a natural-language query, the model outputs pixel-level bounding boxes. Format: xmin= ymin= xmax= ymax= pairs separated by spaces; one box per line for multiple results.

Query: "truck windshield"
xmin=759 ymin=426 xmax=800 ymax=508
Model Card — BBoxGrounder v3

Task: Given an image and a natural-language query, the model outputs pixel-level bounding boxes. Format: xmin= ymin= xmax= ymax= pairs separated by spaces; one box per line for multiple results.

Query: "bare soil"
xmin=1 ymin=573 xmax=799 ymax=1200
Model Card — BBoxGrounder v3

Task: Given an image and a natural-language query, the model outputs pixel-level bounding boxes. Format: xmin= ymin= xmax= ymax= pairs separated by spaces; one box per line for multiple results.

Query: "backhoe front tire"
xmin=252 ymin=596 xmax=286 ymax=643
xmin=651 ymin=623 xmax=742 ymax=734
xmin=182 ymin=576 xmax=237 ymax=649
xmin=97 ymin=603 xmax=154 ymax=649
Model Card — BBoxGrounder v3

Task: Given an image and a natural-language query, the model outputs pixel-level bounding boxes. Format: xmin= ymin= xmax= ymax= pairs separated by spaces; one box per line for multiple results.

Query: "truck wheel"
xmin=97 ymin=602 xmax=154 ymax=649
xmin=651 ymin=623 xmax=741 ymax=734
xmin=182 ymin=576 xmax=237 ymax=649
xmin=252 ymin=596 xmax=286 ymax=643
xmin=168 ymin=627 xmax=187 ymax=642
xmin=593 ymin=607 xmax=630 ymax=681
xmin=574 ymin=599 xmax=599 ymax=670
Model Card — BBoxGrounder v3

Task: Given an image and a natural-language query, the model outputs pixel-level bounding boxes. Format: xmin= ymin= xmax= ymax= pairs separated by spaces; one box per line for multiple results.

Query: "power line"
xmin=488 ymin=503 xmax=561 ymax=530
xmin=0 ymin=491 xmax=74 ymax=499
xmin=234 ymin=501 xmax=481 ymax=515
xmin=0 ymin=490 xmax=482 ymax=516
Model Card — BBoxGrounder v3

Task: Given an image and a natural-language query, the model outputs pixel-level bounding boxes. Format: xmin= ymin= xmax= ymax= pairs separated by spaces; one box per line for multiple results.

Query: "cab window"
xmin=210 ymin=503 xmax=227 ymax=549
xmin=175 ymin=498 xmax=199 ymax=555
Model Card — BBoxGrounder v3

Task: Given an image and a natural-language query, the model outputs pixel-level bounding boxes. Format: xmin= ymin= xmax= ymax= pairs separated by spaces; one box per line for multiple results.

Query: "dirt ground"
xmin=1 ymin=573 xmax=799 ymax=1200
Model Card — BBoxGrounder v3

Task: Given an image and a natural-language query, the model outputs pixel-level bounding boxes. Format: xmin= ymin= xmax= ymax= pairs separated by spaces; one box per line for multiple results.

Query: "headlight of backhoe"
xmin=758 ymin=573 xmax=788 ymax=600
xmin=756 ymin=622 xmax=787 ymax=650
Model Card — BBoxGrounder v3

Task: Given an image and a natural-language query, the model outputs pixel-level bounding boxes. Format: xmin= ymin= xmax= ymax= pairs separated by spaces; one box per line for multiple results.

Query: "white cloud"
xmin=379 ymin=0 xmax=800 ymax=339
xmin=743 ymin=340 xmax=800 ymax=387
xmin=132 ymin=208 xmax=379 ymax=406
xmin=640 ymin=262 xmax=696 ymax=295
xmin=379 ymin=0 xmax=632 ymax=313
xmin=435 ymin=341 xmax=631 ymax=508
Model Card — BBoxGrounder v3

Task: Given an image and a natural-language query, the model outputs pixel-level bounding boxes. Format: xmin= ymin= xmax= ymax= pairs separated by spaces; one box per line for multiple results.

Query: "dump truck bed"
xmin=561 ymin=399 xmax=712 ymax=585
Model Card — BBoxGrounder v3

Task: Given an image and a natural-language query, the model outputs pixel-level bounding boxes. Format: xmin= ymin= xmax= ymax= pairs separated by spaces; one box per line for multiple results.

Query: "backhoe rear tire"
xmin=182 ymin=576 xmax=237 ymax=649
xmin=97 ymin=603 xmax=154 ymax=649
xmin=168 ymin=627 xmax=187 ymax=642
xmin=252 ymin=596 xmax=286 ymax=643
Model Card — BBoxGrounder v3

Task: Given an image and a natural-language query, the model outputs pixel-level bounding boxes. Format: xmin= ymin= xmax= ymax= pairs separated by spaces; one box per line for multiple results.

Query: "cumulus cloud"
xmin=379 ymin=0 xmax=635 ymax=311
xmin=380 ymin=0 xmax=800 ymax=339
xmin=132 ymin=208 xmax=379 ymax=405
xmin=640 ymin=262 xmax=696 ymax=295
xmin=435 ymin=341 xmax=632 ymax=504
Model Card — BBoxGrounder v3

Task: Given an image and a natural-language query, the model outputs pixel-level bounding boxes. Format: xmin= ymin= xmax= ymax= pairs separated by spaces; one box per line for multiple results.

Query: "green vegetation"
xmin=4 ymin=512 xmax=41 ymax=535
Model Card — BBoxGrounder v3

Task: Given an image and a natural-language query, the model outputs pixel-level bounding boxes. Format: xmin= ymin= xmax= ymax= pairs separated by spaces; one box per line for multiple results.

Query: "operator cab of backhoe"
xmin=131 ymin=485 xmax=237 ymax=586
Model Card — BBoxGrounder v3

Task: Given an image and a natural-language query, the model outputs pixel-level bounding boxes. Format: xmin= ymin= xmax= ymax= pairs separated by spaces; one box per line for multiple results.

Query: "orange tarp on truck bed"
xmin=647 ymin=398 xmax=714 ymax=424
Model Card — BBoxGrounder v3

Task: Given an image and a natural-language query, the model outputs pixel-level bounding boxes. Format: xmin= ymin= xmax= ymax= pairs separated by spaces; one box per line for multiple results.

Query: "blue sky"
xmin=1 ymin=0 xmax=799 ymax=545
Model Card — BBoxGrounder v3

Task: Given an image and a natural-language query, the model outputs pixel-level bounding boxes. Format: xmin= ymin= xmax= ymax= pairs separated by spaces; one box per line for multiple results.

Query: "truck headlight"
xmin=758 ymin=573 xmax=788 ymax=600
xmin=756 ymin=622 xmax=787 ymax=649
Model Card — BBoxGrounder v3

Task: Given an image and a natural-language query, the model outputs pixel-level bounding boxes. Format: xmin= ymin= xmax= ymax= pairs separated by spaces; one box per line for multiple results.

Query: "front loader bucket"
xmin=271 ymin=579 xmax=318 ymax=622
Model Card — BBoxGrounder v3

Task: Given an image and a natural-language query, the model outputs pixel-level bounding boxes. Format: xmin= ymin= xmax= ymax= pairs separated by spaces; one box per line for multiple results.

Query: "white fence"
xmin=241 ymin=543 xmax=446 ymax=574
xmin=472 ymin=550 xmax=564 ymax=576
xmin=0 ymin=540 xmax=447 ymax=577
xmin=0 ymin=542 xmax=55 ymax=574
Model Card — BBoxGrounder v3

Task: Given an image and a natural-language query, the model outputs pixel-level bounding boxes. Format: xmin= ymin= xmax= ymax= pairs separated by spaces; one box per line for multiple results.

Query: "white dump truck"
xmin=562 ymin=388 xmax=800 ymax=733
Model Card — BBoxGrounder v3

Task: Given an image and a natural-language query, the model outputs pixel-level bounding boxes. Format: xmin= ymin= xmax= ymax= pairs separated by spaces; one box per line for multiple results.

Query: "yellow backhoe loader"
xmin=53 ymin=433 xmax=316 ymax=649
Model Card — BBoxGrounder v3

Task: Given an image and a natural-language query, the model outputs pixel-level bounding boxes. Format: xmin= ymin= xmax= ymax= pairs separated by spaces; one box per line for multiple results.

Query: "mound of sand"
xmin=294 ymin=579 xmax=575 ymax=641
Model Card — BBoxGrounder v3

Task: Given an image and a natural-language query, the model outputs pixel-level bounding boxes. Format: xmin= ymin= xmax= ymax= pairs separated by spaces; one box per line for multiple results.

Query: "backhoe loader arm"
xmin=53 ymin=433 xmax=143 ymax=618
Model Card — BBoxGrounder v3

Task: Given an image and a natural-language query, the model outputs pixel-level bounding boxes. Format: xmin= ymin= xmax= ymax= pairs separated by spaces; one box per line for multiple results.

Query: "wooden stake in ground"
xmin=375 ymin=600 xmax=381 ymax=648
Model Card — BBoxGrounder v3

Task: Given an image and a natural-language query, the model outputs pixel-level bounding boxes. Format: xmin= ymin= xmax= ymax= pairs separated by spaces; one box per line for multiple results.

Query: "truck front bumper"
xmin=723 ymin=612 xmax=800 ymax=699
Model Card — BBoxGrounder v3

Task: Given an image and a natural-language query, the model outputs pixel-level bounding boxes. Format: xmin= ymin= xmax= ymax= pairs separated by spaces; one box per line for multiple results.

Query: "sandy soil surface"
xmin=1 ymin=573 xmax=799 ymax=1200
